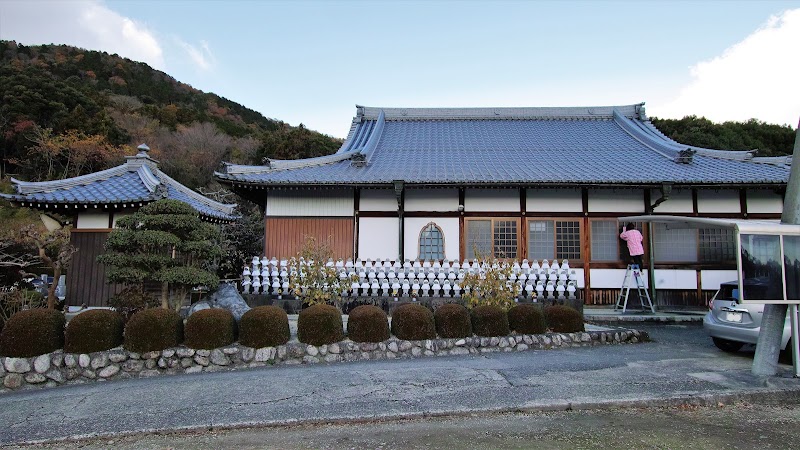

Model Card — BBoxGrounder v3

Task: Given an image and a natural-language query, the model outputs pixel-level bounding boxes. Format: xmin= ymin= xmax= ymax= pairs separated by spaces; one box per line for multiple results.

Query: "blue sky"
xmin=1 ymin=0 xmax=799 ymax=138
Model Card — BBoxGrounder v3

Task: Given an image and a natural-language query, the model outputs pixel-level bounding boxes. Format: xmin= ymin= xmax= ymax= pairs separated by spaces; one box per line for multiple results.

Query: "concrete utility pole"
xmin=752 ymin=119 xmax=800 ymax=376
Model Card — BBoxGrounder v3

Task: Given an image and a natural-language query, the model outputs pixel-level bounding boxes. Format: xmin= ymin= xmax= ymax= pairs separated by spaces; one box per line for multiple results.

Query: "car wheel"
xmin=712 ymin=337 xmax=744 ymax=353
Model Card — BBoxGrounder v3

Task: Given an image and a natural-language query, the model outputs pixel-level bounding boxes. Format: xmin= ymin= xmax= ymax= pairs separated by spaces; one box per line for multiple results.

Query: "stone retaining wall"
xmin=1 ymin=329 xmax=645 ymax=393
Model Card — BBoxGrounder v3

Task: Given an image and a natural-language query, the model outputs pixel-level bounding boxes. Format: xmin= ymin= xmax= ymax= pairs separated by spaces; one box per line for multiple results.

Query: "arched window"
xmin=419 ymin=223 xmax=445 ymax=260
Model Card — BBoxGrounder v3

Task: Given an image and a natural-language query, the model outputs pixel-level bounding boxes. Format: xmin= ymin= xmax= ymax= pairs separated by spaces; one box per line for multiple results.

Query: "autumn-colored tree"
xmin=18 ymin=126 xmax=126 ymax=181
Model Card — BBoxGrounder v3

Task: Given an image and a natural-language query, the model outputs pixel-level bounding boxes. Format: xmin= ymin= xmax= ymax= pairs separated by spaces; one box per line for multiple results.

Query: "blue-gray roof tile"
xmin=215 ymin=104 xmax=790 ymax=187
xmin=2 ymin=150 xmax=238 ymax=221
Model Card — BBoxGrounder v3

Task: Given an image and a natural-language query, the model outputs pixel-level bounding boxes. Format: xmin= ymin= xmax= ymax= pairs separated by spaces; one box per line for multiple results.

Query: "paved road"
xmin=1 ymin=323 xmax=798 ymax=446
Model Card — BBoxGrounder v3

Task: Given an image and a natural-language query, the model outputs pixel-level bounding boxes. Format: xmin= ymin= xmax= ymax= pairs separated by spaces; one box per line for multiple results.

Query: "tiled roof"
xmin=2 ymin=147 xmax=238 ymax=222
xmin=215 ymin=104 xmax=791 ymax=187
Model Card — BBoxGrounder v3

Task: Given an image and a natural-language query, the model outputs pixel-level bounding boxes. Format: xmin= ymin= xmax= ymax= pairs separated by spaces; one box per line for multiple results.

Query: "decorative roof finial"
xmin=137 ymin=143 xmax=151 ymax=155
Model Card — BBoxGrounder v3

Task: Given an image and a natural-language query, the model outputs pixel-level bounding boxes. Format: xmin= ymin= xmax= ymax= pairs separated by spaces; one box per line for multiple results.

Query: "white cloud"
xmin=654 ymin=9 xmax=800 ymax=127
xmin=176 ymin=38 xmax=215 ymax=71
xmin=0 ymin=0 xmax=164 ymax=70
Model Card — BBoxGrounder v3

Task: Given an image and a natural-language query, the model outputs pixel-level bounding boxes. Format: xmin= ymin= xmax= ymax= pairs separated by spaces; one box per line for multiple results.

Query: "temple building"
xmin=2 ymin=144 xmax=238 ymax=306
xmin=214 ymin=104 xmax=791 ymax=307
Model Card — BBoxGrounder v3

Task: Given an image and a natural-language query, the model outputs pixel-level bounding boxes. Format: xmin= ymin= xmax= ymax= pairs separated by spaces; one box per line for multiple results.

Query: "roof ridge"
xmin=13 ymin=165 xmax=129 ymax=194
xmin=155 ymin=171 xmax=237 ymax=216
xmin=357 ymin=104 xmax=645 ymax=121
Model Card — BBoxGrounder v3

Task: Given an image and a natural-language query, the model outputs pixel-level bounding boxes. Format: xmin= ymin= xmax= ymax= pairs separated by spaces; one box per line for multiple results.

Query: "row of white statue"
xmin=240 ymin=257 xmax=579 ymax=299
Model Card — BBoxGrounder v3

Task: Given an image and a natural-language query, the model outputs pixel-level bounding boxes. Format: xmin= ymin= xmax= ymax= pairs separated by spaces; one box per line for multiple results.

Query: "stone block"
xmin=123 ymin=360 xmax=144 ymax=372
xmin=195 ymin=349 xmax=211 ymax=357
xmin=241 ymin=347 xmax=255 ymax=362
xmin=210 ymin=349 xmax=230 ymax=366
xmin=193 ymin=355 xmax=209 ymax=366
xmin=144 ymin=359 xmax=157 ymax=369
xmin=328 ymin=343 xmax=341 ymax=354
xmin=90 ymin=354 xmax=109 ymax=370
xmin=162 ymin=349 xmax=176 ymax=358
xmin=302 ymin=355 xmax=320 ymax=364
xmin=108 ymin=351 xmax=127 ymax=363
xmin=255 ymin=347 xmax=275 ymax=362
xmin=184 ymin=366 xmax=203 ymax=374
xmin=517 ymin=344 xmax=529 ymax=352
xmin=306 ymin=345 xmax=319 ymax=357
xmin=78 ymin=354 xmax=91 ymax=368
xmin=388 ymin=342 xmax=399 ymax=353
xmin=176 ymin=348 xmax=195 ymax=358
xmin=4 ymin=373 xmax=23 ymax=389
xmin=5 ymin=357 xmax=31 ymax=374
xmin=99 ymin=365 xmax=120 ymax=378
xmin=45 ymin=369 xmax=65 ymax=383
xmin=222 ymin=346 xmax=239 ymax=355
xmin=180 ymin=358 xmax=193 ymax=368
xmin=51 ymin=352 xmax=64 ymax=367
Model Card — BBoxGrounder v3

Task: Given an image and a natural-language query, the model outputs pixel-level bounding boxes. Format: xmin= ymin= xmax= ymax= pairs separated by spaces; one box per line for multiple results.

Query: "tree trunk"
xmin=46 ymin=265 xmax=61 ymax=309
xmin=161 ymin=281 xmax=169 ymax=309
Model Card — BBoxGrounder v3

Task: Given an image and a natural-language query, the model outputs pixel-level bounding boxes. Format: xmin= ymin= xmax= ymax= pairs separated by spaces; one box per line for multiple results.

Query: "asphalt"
xmin=1 ymin=321 xmax=799 ymax=446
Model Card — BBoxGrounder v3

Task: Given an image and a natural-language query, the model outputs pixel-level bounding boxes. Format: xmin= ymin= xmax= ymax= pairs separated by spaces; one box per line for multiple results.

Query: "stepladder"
xmin=615 ymin=264 xmax=655 ymax=313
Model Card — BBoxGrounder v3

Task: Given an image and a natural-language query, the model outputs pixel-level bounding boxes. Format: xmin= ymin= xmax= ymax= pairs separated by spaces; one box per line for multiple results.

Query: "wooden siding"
xmin=265 ymin=217 xmax=354 ymax=259
xmin=67 ymin=231 xmax=123 ymax=307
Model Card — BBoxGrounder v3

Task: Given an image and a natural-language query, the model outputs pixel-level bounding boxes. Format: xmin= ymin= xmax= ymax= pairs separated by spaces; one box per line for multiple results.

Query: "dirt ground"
xmin=10 ymin=402 xmax=800 ymax=450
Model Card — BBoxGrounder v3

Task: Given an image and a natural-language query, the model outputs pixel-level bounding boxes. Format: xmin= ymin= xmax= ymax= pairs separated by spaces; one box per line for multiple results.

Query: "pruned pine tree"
xmin=98 ymin=199 xmax=221 ymax=311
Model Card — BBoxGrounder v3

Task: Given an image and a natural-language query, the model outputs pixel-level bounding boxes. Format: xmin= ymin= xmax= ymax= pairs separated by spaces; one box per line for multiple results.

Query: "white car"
xmin=703 ymin=279 xmax=796 ymax=354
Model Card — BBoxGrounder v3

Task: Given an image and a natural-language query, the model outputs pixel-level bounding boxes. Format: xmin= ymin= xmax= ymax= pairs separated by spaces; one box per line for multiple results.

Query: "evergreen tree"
xmin=98 ymin=199 xmax=221 ymax=310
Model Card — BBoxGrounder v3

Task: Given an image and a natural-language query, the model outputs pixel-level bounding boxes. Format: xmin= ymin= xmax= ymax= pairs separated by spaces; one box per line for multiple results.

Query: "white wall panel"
xmin=526 ymin=188 xmax=582 ymax=212
xmin=464 ymin=188 xmax=518 ymax=212
xmin=747 ymin=190 xmax=783 ymax=214
xmin=403 ymin=217 xmax=460 ymax=261
xmin=589 ymin=268 xmax=648 ymax=289
xmin=650 ymin=188 xmax=693 ymax=213
xmin=76 ymin=212 xmax=109 ymax=229
xmin=653 ymin=269 xmax=697 ymax=289
xmin=359 ymin=189 xmax=397 ymax=212
xmin=405 ymin=189 xmax=459 ymax=212
xmin=701 ymin=270 xmax=739 ymax=290
xmin=697 ymin=189 xmax=740 ymax=213
xmin=358 ymin=217 xmax=399 ymax=260
xmin=588 ymin=189 xmax=644 ymax=213
xmin=267 ymin=189 xmax=353 ymax=217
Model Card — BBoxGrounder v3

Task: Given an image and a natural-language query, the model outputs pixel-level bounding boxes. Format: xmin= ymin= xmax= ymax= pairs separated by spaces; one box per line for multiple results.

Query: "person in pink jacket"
xmin=620 ymin=222 xmax=645 ymax=268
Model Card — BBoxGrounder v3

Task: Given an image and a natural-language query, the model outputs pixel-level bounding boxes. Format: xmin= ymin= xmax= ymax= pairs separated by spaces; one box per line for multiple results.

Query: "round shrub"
xmin=545 ymin=305 xmax=585 ymax=333
xmin=471 ymin=305 xmax=510 ymax=337
xmin=124 ymin=308 xmax=184 ymax=353
xmin=0 ymin=308 xmax=65 ymax=357
xmin=185 ymin=309 xmax=237 ymax=350
xmin=508 ymin=304 xmax=546 ymax=335
xmin=434 ymin=303 xmax=472 ymax=339
xmin=64 ymin=309 xmax=124 ymax=354
xmin=347 ymin=305 xmax=390 ymax=343
xmin=297 ymin=304 xmax=344 ymax=346
xmin=239 ymin=306 xmax=290 ymax=348
xmin=391 ymin=303 xmax=436 ymax=341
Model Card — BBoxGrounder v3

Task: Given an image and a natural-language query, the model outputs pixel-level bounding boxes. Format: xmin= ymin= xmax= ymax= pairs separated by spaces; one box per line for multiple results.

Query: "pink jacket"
xmin=620 ymin=229 xmax=644 ymax=256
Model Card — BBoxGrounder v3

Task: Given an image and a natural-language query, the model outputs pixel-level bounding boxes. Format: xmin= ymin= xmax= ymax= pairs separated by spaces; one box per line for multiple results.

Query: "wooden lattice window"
xmin=418 ymin=223 xmax=445 ymax=260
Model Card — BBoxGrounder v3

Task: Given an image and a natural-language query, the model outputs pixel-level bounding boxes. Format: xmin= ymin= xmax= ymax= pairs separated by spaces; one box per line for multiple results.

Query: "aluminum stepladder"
xmin=615 ymin=264 xmax=655 ymax=313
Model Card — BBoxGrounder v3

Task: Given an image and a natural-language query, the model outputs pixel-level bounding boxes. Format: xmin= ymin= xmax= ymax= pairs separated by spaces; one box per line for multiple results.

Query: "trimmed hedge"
xmin=391 ymin=303 xmax=435 ymax=341
xmin=297 ymin=304 xmax=344 ymax=346
xmin=239 ymin=306 xmax=290 ymax=348
xmin=545 ymin=305 xmax=585 ymax=333
xmin=471 ymin=305 xmax=510 ymax=337
xmin=0 ymin=309 xmax=65 ymax=357
xmin=347 ymin=305 xmax=390 ymax=343
xmin=434 ymin=303 xmax=472 ymax=339
xmin=185 ymin=309 xmax=237 ymax=350
xmin=508 ymin=304 xmax=546 ymax=335
xmin=124 ymin=308 xmax=184 ymax=353
xmin=64 ymin=309 xmax=124 ymax=354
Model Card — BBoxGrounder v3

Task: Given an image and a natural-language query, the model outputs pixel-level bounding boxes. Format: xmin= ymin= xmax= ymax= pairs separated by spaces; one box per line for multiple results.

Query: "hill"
xmin=0 ymin=40 xmax=341 ymax=188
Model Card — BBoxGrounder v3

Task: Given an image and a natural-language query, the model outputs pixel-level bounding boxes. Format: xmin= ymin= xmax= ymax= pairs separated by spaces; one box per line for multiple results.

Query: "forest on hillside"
xmin=0 ymin=41 xmax=796 ymax=197
xmin=0 ymin=41 xmax=341 ymax=190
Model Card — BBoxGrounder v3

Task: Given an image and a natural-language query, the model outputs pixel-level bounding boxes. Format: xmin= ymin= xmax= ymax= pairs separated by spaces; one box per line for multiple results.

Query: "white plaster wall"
xmin=403 ymin=217 xmax=460 ymax=261
xmin=266 ymin=189 xmax=354 ymax=217
xmin=111 ymin=212 xmax=132 ymax=228
xmin=464 ymin=188 xmax=519 ymax=212
xmin=590 ymin=268 xmax=648 ymax=289
xmin=76 ymin=212 xmax=109 ymax=229
xmin=747 ymin=190 xmax=783 ymax=214
xmin=701 ymin=270 xmax=739 ymax=290
xmin=405 ymin=189 xmax=459 ymax=212
xmin=652 ymin=269 xmax=697 ymax=289
xmin=526 ymin=188 xmax=582 ymax=212
xmin=588 ymin=189 xmax=644 ymax=213
xmin=359 ymin=189 xmax=397 ymax=212
xmin=650 ymin=188 xmax=693 ymax=213
xmin=358 ymin=217 xmax=399 ymax=260
xmin=697 ymin=189 xmax=740 ymax=213
xmin=572 ymin=268 xmax=586 ymax=288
